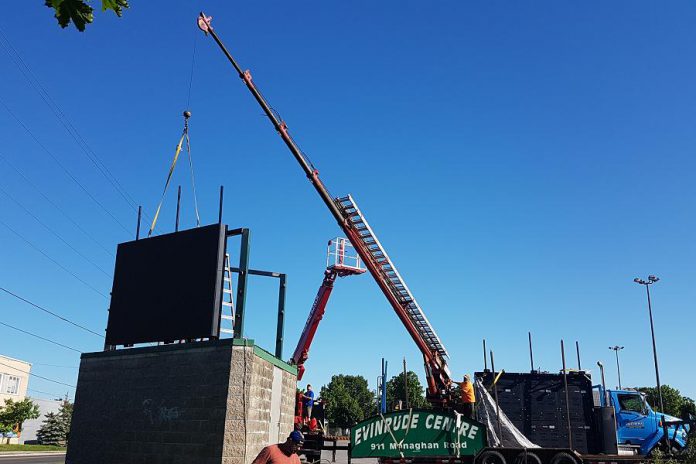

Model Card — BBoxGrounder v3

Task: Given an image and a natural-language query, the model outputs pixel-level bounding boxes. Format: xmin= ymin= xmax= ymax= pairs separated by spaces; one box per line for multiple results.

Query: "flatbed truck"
xmin=196 ymin=13 xmax=690 ymax=463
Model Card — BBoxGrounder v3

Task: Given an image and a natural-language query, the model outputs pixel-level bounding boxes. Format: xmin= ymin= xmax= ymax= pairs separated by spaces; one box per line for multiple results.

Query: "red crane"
xmin=199 ymin=13 xmax=454 ymax=408
xmin=290 ymin=238 xmax=365 ymax=381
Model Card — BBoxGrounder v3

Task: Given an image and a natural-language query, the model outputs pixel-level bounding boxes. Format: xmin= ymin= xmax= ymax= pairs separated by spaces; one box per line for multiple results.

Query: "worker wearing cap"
xmin=251 ymin=431 xmax=304 ymax=464
xmin=459 ymin=374 xmax=476 ymax=419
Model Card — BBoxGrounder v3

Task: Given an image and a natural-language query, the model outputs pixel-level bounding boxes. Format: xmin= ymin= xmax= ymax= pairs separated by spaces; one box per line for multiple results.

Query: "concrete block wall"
xmin=222 ymin=343 xmax=297 ymax=464
xmin=66 ymin=339 xmax=297 ymax=464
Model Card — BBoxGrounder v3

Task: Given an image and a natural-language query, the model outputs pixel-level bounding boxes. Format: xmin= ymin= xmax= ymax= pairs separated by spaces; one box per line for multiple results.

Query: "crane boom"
xmin=291 ymin=238 xmax=366 ymax=381
xmin=291 ymin=269 xmax=337 ymax=381
xmin=199 ymin=13 xmax=454 ymax=406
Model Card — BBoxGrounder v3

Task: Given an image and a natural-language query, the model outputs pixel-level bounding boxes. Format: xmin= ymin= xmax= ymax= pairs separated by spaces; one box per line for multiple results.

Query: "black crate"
xmin=476 ymin=371 xmax=598 ymax=454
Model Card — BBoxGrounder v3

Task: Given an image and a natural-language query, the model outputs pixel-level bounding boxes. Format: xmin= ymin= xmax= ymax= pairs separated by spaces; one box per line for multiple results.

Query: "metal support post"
xmin=135 ymin=205 xmax=142 ymax=240
xmin=597 ymin=361 xmax=609 ymax=407
xmin=490 ymin=350 xmax=503 ymax=441
xmin=218 ymin=185 xmax=224 ymax=224
xmin=403 ymin=357 xmax=409 ymax=409
xmin=483 ymin=339 xmax=488 ymax=371
xmin=231 ymin=228 xmax=250 ymax=338
xmin=576 ymin=341 xmax=582 ymax=371
xmin=634 ymin=276 xmax=664 ymax=413
xmin=381 ymin=358 xmax=388 ymax=414
xmin=528 ymin=332 xmax=535 ymax=372
xmin=275 ymin=273 xmax=286 ymax=358
xmin=561 ymin=340 xmax=573 ymax=450
xmin=175 ymin=185 xmax=181 ymax=232
xmin=646 ymin=284 xmax=664 ymax=413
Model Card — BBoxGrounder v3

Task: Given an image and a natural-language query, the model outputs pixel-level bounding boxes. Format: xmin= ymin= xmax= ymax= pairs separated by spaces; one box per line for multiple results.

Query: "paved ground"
xmin=0 ymin=444 xmax=366 ymax=464
xmin=0 ymin=454 xmax=65 ymax=464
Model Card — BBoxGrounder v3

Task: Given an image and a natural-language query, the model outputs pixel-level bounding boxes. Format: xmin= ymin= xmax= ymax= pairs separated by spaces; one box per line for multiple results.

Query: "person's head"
xmin=463 ymin=374 xmax=470 ymax=383
xmin=281 ymin=430 xmax=304 ymax=455
xmin=307 ymin=384 xmax=312 ymax=391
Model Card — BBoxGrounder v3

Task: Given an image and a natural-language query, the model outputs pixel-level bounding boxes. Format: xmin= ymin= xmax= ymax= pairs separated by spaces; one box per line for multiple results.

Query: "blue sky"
xmin=1 ymin=2 xmax=694 ymax=404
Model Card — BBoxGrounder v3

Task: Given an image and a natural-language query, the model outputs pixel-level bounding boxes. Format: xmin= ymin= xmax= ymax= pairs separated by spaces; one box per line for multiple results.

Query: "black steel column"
xmin=175 ymin=186 xmax=181 ymax=232
xmin=135 ymin=206 xmax=142 ymax=240
xmin=233 ymin=228 xmax=250 ymax=338
xmin=528 ymin=332 xmax=535 ymax=372
xmin=561 ymin=340 xmax=573 ymax=450
xmin=490 ymin=350 xmax=503 ymax=440
xmin=576 ymin=341 xmax=581 ymax=371
xmin=218 ymin=185 xmax=224 ymax=224
xmin=275 ymin=273 xmax=286 ymax=358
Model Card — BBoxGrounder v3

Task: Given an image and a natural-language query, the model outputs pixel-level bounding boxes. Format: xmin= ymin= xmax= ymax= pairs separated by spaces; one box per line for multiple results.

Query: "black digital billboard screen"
xmin=105 ymin=224 xmax=226 ymax=346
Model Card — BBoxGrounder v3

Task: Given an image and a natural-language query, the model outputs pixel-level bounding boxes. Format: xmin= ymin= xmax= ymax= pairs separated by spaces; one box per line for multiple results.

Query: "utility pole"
xmin=634 ymin=275 xmax=664 ymax=413
xmin=609 ymin=346 xmax=624 ymax=389
xmin=403 ymin=357 xmax=409 ymax=409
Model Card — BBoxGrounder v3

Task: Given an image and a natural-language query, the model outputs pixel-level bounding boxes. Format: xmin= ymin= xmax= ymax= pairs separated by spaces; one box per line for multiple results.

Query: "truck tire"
xmin=514 ymin=452 xmax=542 ymax=464
xmin=477 ymin=450 xmax=507 ymax=464
xmin=550 ymin=452 xmax=578 ymax=464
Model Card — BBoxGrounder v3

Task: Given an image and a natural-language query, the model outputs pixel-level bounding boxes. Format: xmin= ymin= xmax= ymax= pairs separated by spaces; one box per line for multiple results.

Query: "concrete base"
xmin=66 ymin=339 xmax=297 ymax=464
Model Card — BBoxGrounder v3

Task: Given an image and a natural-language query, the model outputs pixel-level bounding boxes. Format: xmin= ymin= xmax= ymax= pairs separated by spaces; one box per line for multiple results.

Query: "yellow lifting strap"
xmin=148 ymin=132 xmax=185 ymax=237
xmin=148 ymin=110 xmax=200 ymax=237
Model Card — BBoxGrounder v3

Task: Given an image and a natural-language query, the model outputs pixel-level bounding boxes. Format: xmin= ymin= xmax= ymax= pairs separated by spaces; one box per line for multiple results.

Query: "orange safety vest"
xmin=460 ymin=381 xmax=475 ymax=404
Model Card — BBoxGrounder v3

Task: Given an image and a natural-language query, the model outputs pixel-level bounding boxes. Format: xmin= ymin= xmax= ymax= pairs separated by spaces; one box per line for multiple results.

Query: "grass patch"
xmin=0 ymin=443 xmax=66 ymax=452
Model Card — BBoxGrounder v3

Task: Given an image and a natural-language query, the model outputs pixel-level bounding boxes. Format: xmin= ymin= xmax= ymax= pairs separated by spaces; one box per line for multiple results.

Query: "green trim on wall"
xmin=254 ymin=345 xmax=297 ymax=375
xmin=231 ymin=338 xmax=297 ymax=375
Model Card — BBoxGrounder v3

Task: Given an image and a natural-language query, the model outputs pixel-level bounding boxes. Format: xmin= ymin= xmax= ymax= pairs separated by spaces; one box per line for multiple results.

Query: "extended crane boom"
xmin=290 ymin=238 xmax=365 ymax=381
xmin=199 ymin=13 xmax=454 ymax=407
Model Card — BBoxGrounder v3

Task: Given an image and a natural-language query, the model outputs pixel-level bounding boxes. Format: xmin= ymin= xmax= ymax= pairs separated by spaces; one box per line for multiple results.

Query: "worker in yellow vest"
xmin=459 ymin=374 xmax=476 ymax=419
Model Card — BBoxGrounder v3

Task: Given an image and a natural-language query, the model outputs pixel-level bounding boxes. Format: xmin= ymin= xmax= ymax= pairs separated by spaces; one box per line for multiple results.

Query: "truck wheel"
xmin=514 ymin=452 xmax=542 ymax=464
xmin=550 ymin=452 xmax=577 ymax=464
xmin=477 ymin=450 xmax=507 ymax=464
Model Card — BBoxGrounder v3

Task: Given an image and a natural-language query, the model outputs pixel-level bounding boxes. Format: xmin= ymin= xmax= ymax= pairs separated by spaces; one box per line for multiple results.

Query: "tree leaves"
xmin=36 ymin=400 xmax=73 ymax=446
xmin=45 ymin=0 xmax=94 ymax=32
xmin=386 ymin=370 xmax=429 ymax=410
xmin=44 ymin=0 xmax=129 ymax=31
xmin=0 ymin=398 xmax=40 ymax=434
xmin=320 ymin=374 xmax=377 ymax=428
xmin=101 ymin=0 xmax=129 ymax=17
xmin=637 ymin=384 xmax=695 ymax=419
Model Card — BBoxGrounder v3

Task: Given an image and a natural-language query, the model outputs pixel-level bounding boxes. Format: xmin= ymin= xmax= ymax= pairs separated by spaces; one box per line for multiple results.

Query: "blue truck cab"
xmin=597 ymin=387 xmax=689 ymax=455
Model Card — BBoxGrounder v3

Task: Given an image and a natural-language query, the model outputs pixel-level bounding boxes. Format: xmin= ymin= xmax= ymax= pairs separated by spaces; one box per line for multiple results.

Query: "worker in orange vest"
xmin=459 ymin=374 xmax=476 ymax=419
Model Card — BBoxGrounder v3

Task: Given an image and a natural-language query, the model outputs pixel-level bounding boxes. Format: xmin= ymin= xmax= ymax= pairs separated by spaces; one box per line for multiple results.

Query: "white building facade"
xmin=0 ymin=354 xmax=31 ymax=444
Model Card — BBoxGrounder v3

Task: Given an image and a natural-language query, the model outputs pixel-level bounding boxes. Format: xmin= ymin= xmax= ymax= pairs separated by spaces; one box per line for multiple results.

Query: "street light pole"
xmin=634 ymin=275 xmax=664 ymax=413
xmin=609 ymin=346 xmax=624 ymax=389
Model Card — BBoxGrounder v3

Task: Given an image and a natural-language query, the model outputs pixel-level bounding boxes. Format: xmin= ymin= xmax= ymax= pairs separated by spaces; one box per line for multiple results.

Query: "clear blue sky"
xmin=1 ymin=2 xmax=694 ymax=404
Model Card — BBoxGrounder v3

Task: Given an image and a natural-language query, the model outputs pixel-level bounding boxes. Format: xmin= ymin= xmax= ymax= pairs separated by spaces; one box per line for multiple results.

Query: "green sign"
xmin=350 ymin=409 xmax=487 ymax=458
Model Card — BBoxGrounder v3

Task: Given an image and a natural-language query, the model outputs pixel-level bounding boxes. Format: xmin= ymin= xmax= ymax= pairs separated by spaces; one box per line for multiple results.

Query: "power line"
xmin=0 ymin=184 xmax=112 ymax=278
xmin=0 ymin=360 xmax=76 ymax=389
xmin=28 ymin=388 xmax=73 ymax=400
xmin=0 ymin=97 xmax=131 ymax=234
xmin=0 ymin=151 xmax=114 ymax=257
xmin=0 ymin=322 xmax=82 ymax=354
xmin=0 ymin=219 xmax=108 ymax=299
xmin=31 ymin=364 xmax=78 ymax=369
xmin=0 ymin=26 xmax=145 ymax=221
xmin=0 ymin=287 xmax=104 ymax=338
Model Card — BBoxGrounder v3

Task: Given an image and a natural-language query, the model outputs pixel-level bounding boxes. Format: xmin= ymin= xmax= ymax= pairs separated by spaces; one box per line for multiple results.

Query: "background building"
xmin=0 ymin=354 xmax=31 ymax=444
xmin=0 ymin=354 xmax=30 ymax=403
xmin=21 ymin=396 xmax=63 ymax=444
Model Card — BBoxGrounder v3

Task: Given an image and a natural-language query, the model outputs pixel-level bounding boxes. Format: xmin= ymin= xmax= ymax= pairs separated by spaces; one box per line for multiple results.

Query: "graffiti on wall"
xmin=142 ymin=399 xmax=180 ymax=425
